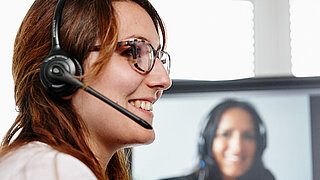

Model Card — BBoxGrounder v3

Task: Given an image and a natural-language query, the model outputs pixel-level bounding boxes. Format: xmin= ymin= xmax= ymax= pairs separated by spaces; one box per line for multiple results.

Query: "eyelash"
xmin=221 ymin=132 xmax=231 ymax=137
xmin=120 ymin=46 xmax=134 ymax=57
xmin=243 ymin=133 xmax=255 ymax=140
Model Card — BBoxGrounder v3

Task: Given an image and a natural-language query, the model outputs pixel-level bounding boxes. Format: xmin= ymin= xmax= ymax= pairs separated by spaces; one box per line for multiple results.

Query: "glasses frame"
xmin=90 ymin=38 xmax=171 ymax=74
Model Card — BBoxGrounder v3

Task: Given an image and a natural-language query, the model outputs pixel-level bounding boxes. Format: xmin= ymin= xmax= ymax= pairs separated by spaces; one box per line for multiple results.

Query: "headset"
xmin=40 ymin=0 xmax=152 ymax=129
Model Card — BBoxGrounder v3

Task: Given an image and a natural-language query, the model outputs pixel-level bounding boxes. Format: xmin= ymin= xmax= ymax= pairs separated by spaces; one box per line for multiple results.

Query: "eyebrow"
xmin=216 ymin=127 xmax=255 ymax=133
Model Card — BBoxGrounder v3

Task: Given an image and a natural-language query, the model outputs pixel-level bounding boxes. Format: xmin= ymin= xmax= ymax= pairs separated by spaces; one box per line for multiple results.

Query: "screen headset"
xmin=40 ymin=0 xmax=152 ymax=129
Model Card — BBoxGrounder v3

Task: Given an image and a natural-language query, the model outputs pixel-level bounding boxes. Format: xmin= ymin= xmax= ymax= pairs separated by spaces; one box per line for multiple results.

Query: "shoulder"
xmin=0 ymin=141 xmax=97 ymax=180
xmin=246 ymin=168 xmax=276 ymax=180
xmin=262 ymin=169 xmax=276 ymax=180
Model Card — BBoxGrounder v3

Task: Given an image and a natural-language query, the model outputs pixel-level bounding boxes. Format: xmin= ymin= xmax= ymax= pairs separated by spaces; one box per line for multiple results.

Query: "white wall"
xmin=0 ymin=0 xmax=34 ymax=139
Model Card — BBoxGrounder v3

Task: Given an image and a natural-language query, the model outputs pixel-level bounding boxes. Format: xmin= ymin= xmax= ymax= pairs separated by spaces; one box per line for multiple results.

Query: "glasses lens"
xmin=158 ymin=51 xmax=171 ymax=74
xmin=118 ymin=39 xmax=171 ymax=74
xmin=134 ymin=41 xmax=154 ymax=72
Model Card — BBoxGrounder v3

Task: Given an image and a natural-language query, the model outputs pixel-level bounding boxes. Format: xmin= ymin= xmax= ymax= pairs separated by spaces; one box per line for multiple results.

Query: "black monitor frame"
xmin=162 ymin=76 xmax=320 ymax=180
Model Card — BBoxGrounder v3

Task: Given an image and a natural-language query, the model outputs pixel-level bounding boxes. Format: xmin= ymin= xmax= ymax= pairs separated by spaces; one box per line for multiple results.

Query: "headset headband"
xmin=52 ymin=0 xmax=66 ymax=51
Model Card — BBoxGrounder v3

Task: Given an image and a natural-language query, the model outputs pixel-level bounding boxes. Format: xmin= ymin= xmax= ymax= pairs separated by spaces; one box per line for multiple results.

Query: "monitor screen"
xmin=132 ymin=76 xmax=320 ymax=180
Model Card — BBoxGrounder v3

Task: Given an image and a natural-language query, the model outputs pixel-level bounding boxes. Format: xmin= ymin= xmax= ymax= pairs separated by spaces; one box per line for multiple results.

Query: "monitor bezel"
xmin=162 ymin=76 xmax=320 ymax=180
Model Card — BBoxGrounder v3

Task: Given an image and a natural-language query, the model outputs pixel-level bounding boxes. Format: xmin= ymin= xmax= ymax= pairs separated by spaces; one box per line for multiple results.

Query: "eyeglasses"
xmin=91 ymin=39 xmax=171 ymax=74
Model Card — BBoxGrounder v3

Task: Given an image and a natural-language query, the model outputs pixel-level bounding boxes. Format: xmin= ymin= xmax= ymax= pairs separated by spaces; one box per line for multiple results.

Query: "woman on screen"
xmin=0 ymin=0 xmax=171 ymax=179
xmin=163 ymin=99 xmax=275 ymax=180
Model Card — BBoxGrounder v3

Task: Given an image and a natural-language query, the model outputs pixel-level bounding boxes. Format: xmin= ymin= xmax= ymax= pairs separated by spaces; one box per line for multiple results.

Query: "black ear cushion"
xmin=40 ymin=53 xmax=82 ymax=97
xmin=198 ymin=135 xmax=205 ymax=156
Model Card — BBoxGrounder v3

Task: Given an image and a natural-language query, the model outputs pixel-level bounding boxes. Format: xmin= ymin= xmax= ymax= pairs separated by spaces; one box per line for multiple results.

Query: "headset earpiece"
xmin=40 ymin=50 xmax=82 ymax=97
xmin=258 ymin=120 xmax=267 ymax=154
xmin=197 ymin=134 xmax=205 ymax=157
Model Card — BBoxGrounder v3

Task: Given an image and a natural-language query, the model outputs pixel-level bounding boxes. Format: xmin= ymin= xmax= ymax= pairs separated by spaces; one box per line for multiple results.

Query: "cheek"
xmin=246 ymin=141 xmax=257 ymax=159
xmin=102 ymin=70 xmax=143 ymax=99
xmin=212 ymin=139 xmax=225 ymax=159
xmin=84 ymin=56 xmax=144 ymax=97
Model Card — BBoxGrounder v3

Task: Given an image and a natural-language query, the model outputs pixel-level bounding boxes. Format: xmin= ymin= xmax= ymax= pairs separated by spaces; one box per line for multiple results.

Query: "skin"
xmin=212 ymin=107 xmax=257 ymax=180
xmin=71 ymin=1 xmax=171 ymax=169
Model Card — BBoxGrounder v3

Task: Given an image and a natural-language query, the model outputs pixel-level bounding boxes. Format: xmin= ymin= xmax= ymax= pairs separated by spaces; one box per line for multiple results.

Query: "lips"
xmin=224 ymin=152 xmax=243 ymax=163
xmin=129 ymin=100 xmax=153 ymax=111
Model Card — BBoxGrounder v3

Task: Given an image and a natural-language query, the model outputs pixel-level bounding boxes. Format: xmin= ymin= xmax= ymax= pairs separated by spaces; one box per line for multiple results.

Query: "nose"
xmin=146 ymin=58 xmax=172 ymax=90
xmin=228 ymin=134 xmax=243 ymax=153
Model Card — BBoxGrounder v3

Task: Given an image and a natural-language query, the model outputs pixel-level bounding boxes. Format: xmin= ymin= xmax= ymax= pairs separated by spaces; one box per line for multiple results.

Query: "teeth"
xmin=145 ymin=101 xmax=151 ymax=110
xmin=130 ymin=100 xmax=153 ymax=111
xmin=141 ymin=101 xmax=146 ymax=109
xmin=134 ymin=100 xmax=141 ymax=108
xmin=225 ymin=154 xmax=241 ymax=162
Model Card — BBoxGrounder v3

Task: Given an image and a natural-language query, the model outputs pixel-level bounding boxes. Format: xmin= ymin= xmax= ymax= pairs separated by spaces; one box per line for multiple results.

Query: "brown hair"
xmin=0 ymin=0 xmax=166 ymax=179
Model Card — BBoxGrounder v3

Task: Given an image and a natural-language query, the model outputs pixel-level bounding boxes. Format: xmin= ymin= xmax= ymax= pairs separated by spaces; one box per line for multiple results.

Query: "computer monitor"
xmin=132 ymin=76 xmax=320 ymax=180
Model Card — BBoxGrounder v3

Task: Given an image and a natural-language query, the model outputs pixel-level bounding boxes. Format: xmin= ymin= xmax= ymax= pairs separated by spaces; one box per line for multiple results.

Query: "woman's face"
xmin=212 ymin=107 xmax=256 ymax=179
xmin=71 ymin=1 xmax=171 ymax=155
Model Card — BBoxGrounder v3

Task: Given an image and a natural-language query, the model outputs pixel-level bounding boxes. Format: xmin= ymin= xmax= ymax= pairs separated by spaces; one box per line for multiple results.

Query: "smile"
xmin=129 ymin=100 xmax=153 ymax=111
xmin=225 ymin=153 xmax=242 ymax=162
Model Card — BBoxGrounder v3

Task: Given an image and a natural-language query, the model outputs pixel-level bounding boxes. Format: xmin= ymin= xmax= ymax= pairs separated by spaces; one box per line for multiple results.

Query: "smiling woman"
xmin=212 ymin=107 xmax=258 ymax=179
xmin=0 ymin=0 xmax=171 ymax=179
xmin=162 ymin=99 xmax=275 ymax=180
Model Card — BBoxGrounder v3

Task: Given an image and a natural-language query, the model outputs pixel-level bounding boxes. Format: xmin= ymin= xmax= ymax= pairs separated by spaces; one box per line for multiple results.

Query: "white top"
xmin=0 ymin=141 xmax=97 ymax=180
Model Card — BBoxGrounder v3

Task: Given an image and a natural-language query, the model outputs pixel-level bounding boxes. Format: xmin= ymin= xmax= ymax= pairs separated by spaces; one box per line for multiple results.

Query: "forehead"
xmin=113 ymin=1 xmax=160 ymax=48
xmin=217 ymin=107 xmax=255 ymax=131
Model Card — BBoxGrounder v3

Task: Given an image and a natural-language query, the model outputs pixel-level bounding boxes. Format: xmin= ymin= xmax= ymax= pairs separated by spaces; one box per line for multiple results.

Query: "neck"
xmin=85 ymin=134 xmax=119 ymax=170
xmin=222 ymin=175 xmax=236 ymax=180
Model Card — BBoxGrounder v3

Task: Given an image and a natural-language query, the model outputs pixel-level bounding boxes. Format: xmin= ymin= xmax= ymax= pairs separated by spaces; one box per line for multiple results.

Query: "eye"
xmin=120 ymin=44 xmax=141 ymax=60
xmin=242 ymin=132 xmax=256 ymax=141
xmin=221 ymin=131 xmax=231 ymax=138
xmin=136 ymin=46 xmax=143 ymax=58
xmin=217 ymin=130 xmax=231 ymax=138
xmin=120 ymin=46 xmax=134 ymax=57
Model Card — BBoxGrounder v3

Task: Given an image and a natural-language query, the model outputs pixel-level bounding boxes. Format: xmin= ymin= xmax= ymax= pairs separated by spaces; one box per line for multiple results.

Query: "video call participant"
xmin=162 ymin=99 xmax=275 ymax=180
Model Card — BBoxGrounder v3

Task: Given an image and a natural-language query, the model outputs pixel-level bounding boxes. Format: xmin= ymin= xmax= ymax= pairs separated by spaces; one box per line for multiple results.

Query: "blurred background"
xmin=1 ymin=0 xmax=319 ymax=179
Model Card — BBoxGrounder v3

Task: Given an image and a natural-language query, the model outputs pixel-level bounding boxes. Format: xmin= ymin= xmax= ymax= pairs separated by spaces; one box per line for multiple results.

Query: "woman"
xmin=163 ymin=99 xmax=275 ymax=180
xmin=0 ymin=0 xmax=171 ymax=179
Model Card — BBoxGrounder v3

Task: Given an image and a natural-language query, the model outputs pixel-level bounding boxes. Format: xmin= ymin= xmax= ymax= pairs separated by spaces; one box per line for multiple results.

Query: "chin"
xmin=138 ymin=129 xmax=156 ymax=144
xmin=222 ymin=168 xmax=244 ymax=178
xmin=128 ymin=129 xmax=155 ymax=147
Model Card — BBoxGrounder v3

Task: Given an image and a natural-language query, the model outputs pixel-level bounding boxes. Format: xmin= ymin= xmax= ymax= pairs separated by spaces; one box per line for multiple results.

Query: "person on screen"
xmin=162 ymin=99 xmax=275 ymax=180
xmin=0 ymin=0 xmax=171 ymax=179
